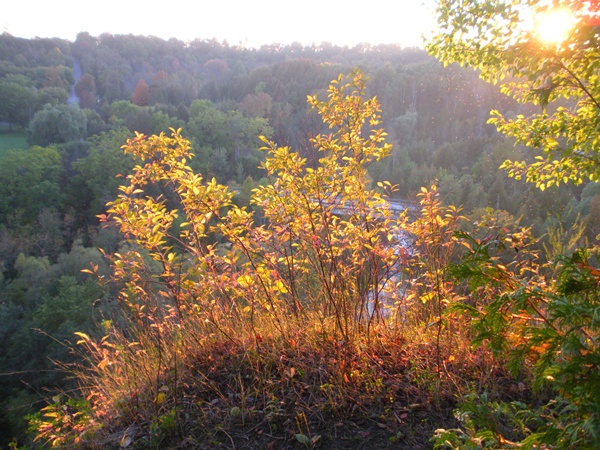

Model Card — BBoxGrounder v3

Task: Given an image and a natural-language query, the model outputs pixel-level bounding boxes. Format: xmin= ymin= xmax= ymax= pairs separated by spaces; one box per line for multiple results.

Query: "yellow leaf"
xmin=420 ymin=292 xmax=434 ymax=304
xmin=275 ymin=280 xmax=289 ymax=294
xmin=155 ymin=392 xmax=166 ymax=405
xmin=74 ymin=332 xmax=90 ymax=344
xmin=237 ymin=274 xmax=254 ymax=288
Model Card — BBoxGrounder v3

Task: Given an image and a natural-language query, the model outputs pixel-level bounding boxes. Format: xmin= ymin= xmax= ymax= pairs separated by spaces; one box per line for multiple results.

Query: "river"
xmin=67 ymin=57 xmax=82 ymax=106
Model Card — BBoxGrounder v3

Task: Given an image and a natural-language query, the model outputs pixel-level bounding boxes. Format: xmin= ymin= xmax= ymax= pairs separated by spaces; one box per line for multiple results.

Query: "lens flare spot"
xmin=534 ymin=7 xmax=576 ymax=45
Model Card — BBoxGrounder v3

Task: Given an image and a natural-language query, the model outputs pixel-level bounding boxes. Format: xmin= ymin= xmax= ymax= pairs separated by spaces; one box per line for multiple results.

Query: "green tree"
xmin=28 ymin=104 xmax=87 ymax=146
xmin=71 ymin=128 xmax=135 ymax=217
xmin=0 ymin=270 xmax=103 ymax=444
xmin=187 ymin=99 xmax=229 ymax=149
xmin=187 ymin=100 xmax=272 ymax=182
xmin=0 ymin=78 xmax=35 ymax=129
xmin=83 ymin=108 xmax=108 ymax=136
xmin=0 ymin=146 xmax=63 ymax=223
xmin=427 ymin=0 xmax=600 ymax=189
xmin=34 ymin=86 xmax=70 ymax=110
xmin=109 ymin=100 xmax=138 ymax=127
xmin=150 ymin=110 xmax=184 ymax=135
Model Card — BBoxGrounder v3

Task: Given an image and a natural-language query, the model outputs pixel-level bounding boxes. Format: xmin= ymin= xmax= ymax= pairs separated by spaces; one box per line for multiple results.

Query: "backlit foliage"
xmin=97 ymin=70 xmax=404 ymax=344
xmin=428 ymin=1 xmax=600 ymax=447
xmin=27 ymin=71 xmax=500 ymax=448
xmin=28 ymin=71 xmax=451 ymax=447
xmin=432 ymin=232 xmax=600 ymax=448
xmin=427 ymin=0 xmax=600 ymax=189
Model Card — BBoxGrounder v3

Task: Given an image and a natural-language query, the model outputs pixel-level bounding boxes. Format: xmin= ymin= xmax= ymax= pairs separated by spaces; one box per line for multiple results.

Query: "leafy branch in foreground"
xmin=427 ymin=0 xmax=600 ymax=189
xmin=428 ymin=1 xmax=600 ymax=447
xmin=434 ymin=231 xmax=600 ymax=448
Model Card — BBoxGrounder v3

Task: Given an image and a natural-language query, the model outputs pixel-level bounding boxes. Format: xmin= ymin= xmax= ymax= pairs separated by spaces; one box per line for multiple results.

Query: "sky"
xmin=3 ymin=1 xmax=436 ymax=48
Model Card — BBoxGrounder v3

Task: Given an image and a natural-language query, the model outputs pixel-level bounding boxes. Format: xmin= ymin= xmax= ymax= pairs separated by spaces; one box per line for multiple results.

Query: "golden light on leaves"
xmin=534 ymin=7 xmax=576 ymax=45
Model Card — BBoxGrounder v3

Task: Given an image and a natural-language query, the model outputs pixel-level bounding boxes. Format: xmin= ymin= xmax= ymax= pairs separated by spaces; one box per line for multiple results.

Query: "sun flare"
xmin=534 ymin=7 xmax=577 ymax=45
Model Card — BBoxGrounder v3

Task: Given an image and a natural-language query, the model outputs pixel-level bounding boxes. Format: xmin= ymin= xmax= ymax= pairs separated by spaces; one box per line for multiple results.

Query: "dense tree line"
xmin=0 ymin=30 xmax=598 ymax=445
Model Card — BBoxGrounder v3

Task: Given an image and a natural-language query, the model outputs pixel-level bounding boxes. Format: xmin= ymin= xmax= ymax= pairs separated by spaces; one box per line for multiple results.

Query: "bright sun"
xmin=534 ymin=7 xmax=577 ymax=45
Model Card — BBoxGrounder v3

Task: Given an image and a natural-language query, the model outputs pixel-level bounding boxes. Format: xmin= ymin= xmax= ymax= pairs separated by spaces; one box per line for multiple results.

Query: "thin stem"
xmin=554 ymin=55 xmax=600 ymax=112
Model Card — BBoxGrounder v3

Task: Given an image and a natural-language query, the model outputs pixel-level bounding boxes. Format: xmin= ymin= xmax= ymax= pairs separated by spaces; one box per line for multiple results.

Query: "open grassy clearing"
xmin=0 ymin=127 xmax=28 ymax=157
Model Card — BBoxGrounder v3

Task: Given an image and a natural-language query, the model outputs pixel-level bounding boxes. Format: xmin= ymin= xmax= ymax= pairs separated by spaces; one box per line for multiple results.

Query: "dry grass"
xmin=37 ymin=315 xmax=519 ymax=450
